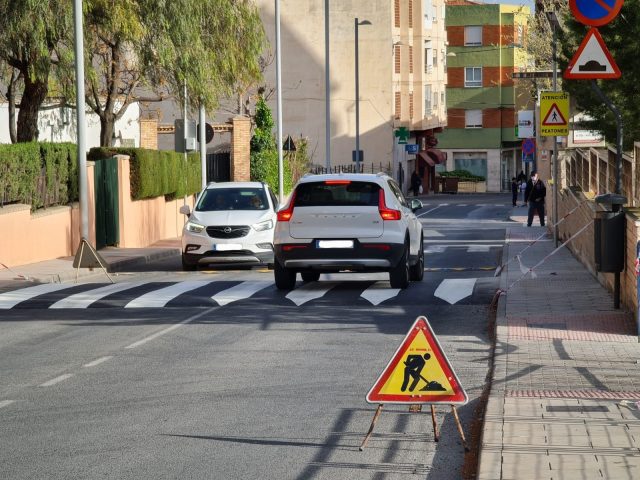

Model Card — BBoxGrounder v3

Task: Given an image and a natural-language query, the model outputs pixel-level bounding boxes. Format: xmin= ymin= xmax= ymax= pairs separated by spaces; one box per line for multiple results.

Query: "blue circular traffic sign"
xmin=522 ymin=138 xmax=535 ymax=156
xmin=570 ymin=0 xmax=623 ymax=27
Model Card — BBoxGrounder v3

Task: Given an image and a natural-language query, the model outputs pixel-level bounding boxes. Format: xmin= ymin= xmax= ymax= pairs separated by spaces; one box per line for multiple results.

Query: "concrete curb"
xmin=106 ymin=248 xmax=181 ymax=273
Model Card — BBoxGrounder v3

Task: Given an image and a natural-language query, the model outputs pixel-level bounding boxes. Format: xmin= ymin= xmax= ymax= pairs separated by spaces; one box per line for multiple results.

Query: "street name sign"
xmin=564 ymin=28 xmax=621 ymax=80
xmin=540 ymin=92 xmax=569 ymax=136
xmin=569 ymin=0 xmax=623 ymax=27
xmin=366 ymin=316 xmax=468 ymax=404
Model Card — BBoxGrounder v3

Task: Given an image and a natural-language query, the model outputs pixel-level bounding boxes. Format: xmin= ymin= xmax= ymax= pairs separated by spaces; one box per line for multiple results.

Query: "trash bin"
xmin=594 ymin=193 xmax=627 ymax=273
xmin=442 ymin=177 xmax=459 ymax=194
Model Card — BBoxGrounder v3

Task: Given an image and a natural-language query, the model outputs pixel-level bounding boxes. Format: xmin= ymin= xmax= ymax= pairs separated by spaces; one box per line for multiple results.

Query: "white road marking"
xmin=424 ymin=245 xmax=446 ymax=254
xmin=425 ymin=240 xmax=503 ymax=244
xmin=360 ymin=282 xmax=401 ymax=305
xmin=417 ymin=204 xmax=447 ymax=217
xmin=125 ymin=307 xmax=217 ymax=349
xmin=285 ymin=282 xmax=339 ymax=306
xmin=458 ymin=204 xmax=468 ymax=207
xmin=0 ymin=283 xmax=76 ymax=309
xmin=83 ymin=356 xmax=113 ymax=368
xmin=212 ymin=281 xmax=272 ymax=306
xmin=423 ymin=229 xmax=444 ymax=237
xmin=467 ymin=245 xmax=492 ymax=253
xmin=50 ymin=282 xmax=144 ymax=309
xmin=0 ymin=400 xmax=15 ymax=409
xmin=125 ymin=281 xmax=213 ymax=308
xmin=434 ymin=278 xmax=477 ymax=305
xmin=40 ymin=374 xmax=74 ymax=387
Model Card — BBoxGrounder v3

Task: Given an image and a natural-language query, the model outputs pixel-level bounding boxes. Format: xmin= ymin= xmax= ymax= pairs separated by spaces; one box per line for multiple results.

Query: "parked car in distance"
xmin=273 ymin=173 xmax=424 ymax=290
xmin=179 ymin=182 xmax=278 ymax=270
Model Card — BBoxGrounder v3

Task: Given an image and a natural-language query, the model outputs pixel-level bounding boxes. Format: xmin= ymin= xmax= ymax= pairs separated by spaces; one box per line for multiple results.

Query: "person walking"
xmin=411 ymin=170 xmax=422 ymax=197
xmin=511 ymin=177 xmax=519 ymax=207
xmin=525 ymin=171 xmax=546 ymax=227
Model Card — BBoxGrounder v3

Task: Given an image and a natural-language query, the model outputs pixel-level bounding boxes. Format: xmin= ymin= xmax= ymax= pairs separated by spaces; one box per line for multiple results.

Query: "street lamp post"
xmin=354 ymin=18 xmax=371 ymax=174
xmin=275 ymin=0 xmax=284 ymax=202
xmin=546 ymin=11 xmax=561 ymax=248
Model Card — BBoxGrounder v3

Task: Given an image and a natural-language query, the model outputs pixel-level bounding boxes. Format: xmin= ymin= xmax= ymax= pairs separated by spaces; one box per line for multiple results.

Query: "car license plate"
xmin=317 ymin=240 xmax=354 ymax=249
xmin=213 ymin=243 xmax=242 ymax=251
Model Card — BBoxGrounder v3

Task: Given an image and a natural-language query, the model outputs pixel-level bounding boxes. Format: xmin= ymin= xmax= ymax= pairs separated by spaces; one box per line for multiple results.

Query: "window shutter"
xmin=394 ymin=0 xmax=400 ymax=28
xmin=395 ymin=92 xmax=401 ymax=119
xmin=409 ymin=46 xmax=413 ymax=74
xmin=409 ymin=92 xmax=414 ymax=119
xmin=408 ymin=0 xmax=413 ymax=28
xmin=395 ymin=45 xmax=401 ymax=74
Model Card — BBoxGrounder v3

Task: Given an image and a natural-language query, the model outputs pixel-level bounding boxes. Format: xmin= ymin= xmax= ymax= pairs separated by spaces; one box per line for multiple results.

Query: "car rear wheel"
xmin=274 ymin=260 xmax=297 ymax=290
xmin=301 ymin=271 xmax=321 ymax=282
xmin=409 ymin=235 xmax=424 ymax=281
xmin=182 ymin=255 xmax=197 ymax=271
xmin=389 ymin=243 xmax=410 ymax=289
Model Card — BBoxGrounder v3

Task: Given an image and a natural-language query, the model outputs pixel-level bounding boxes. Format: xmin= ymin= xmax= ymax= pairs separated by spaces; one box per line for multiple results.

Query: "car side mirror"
xmin=179 ymin=205 xmax=191 ymax=216
xmin=410 ymin=199 xmax=423 ymax=212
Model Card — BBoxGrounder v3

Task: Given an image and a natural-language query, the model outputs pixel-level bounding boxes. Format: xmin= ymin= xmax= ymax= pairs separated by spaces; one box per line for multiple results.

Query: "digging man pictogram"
xmin=401 ymin=353 xmax=447 ymax=392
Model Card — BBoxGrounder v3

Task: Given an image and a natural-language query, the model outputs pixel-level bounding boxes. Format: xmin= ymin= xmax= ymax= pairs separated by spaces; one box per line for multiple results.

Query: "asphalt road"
xmin=0 ymin=193 xmax=515 ymax=479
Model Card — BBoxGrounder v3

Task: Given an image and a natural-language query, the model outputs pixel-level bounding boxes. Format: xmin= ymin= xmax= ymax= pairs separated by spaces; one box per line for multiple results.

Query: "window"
xmin=423 ymin=0 xmax=433 ymax=29
xmin=433 ymin=92 xmax=438 ymax=109
xmin=394 ymin=0 xmax=400 ymax=28
xmin=424 ymin=84 xmax=432 ymax=113
xmin=409 ymin=46 xmax=413 ymax=73
xmin=409 ymin=92 xmax=414 ymax=118
xmin=433 ymin=5 xmax=437 ymax=22
xmin=424 ymin=41 xmax=433 ymax=73
xmin=464 ymin=26 xmax=482 ymax=46
xmin=395 ymin=91 xmax=401 ymax=119
xmin=441 ymin=91 xmax=445 ymax=105
xmin=433 ymin=51 xmax=438 ymax=68
xmin=465 ymin=110 xmax=482 ymax=128
xmin=408 ymin=0 xmax=413 ymax=28
xmin=394 ymin=45 xmax=401 ymax=74
xmin=454 ymin=154 xmax=487 ymax=178
xmin=465 ymin=67 xmax=482 ymax=87
xmin=515 ymin=24 xmax=524 ymax=45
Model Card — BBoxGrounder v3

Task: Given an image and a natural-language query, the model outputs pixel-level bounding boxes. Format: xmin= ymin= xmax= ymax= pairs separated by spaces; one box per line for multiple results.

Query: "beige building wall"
xmin=256 ymin=0 xmax=447 ymax=172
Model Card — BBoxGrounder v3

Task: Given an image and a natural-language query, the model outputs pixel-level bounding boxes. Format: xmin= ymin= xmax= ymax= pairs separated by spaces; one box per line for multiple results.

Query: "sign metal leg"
xmin=359 ymin=404 xmax=383 ymax=451
xmin=430 ymin=405 xmax=439 ymax=442
xmin=451 ymin=405 xmax=469 ymax=452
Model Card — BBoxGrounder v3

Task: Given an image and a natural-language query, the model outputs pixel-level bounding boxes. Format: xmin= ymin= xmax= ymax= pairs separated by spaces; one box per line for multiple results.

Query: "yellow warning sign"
xmin=366 ymin=316 xmax=468 ymax=404
xmin=540 ymin=91 xmax=569 ymax=137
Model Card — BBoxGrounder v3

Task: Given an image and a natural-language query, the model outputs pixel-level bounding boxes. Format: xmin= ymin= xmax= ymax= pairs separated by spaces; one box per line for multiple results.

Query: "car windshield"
xmin=195 ymin=188 xmax=269 ymax=212
xmin=293 ymin=181 xmax=380 ymax=207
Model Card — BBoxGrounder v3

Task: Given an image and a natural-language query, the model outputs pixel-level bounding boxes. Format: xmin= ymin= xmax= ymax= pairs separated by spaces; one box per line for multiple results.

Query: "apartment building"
xmin=256 ymin=0 xmax=448 ymax=194
xmin=439 ymin=1 xmax=532 ymax=192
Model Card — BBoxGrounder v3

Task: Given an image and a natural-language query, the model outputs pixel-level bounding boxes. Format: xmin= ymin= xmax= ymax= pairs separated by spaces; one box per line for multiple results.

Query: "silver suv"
xmin=273 ymin=173 xmax=424 ymax=289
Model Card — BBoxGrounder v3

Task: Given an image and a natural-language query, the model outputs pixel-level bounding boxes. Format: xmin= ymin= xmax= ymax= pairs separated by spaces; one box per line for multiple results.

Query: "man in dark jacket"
xmin=525 ymin=171 xmax=546 ymax=227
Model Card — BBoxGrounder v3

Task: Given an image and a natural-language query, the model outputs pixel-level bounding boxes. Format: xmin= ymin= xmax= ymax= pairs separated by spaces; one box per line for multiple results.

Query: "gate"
xmin=94 ymin=157 xmax=119 ymax=249
xmin=206 ymin=152 xmax=231 ymax=183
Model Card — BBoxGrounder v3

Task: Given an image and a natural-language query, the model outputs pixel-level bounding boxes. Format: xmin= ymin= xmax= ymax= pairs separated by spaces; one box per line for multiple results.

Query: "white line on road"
xmin=212 ymin=281 xmax=272 ymax=306
xmin=125 ymin=307 xmax=217 ymax=349
xmin=423 ymin=229 xmax=444 ymax=237
xmin=434 ymin=278 xmax=477 ymax=305
xmin=0 ymin=283 xmax=76 ymax=309
xmin=285 ymin=282 xmax=339 ymax=306
xmin=0 ymin=400 xmax=15 ymax=409
xmin=40 ymin=374 xmax=74 ymax=387
xmin=125 ymin=281 xmax=213 ymax=308
xmin=417 ymin=204 xmax=448 ymax=217
xmin=83 ymin=356 xmax=113 ymax=368
xmin=50 ymin=282 xmax=144 ymax=309
xmin=360 ymin=282 xmax=401 ymax=306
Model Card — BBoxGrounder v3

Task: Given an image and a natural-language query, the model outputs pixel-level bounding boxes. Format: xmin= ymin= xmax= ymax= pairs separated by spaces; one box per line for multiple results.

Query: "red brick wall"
xmin=231 ymin=117 xmax=251 ymax=181
xmin=483 ymin=108 xmax=516 ymax=128
xmin=448 ymin=66 xmax=513 ymax=87
xmin=447 ymin=67 xmax=465 ymax=88
xmin=447 ymin=108 xmax=466 ymax=128
xmin=447 ymin=26 xmax=465 ymax=47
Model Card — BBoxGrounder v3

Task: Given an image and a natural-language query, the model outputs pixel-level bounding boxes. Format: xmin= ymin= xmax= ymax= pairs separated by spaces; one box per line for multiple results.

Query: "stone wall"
xmin=231 ymin=116 xmax=251 ymax=181
xmin=139 ymin=118 xmax=158 ymax=150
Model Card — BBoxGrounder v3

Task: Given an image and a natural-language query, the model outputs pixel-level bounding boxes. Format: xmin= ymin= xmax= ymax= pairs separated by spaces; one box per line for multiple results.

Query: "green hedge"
xmin=0 ymin=142 xmax=77 ymax=209
xmin=439 ymin=169 xmax=486 ymax=182
xmin=89 ymin=147 xmax=201 ymax=200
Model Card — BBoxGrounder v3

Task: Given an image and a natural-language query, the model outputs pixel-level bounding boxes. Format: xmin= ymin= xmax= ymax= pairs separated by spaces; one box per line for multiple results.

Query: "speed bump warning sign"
xmin=540 ymin=91 xmax=569 ymax=137
xmin=366 ymin=316 xmax=468 ymax=404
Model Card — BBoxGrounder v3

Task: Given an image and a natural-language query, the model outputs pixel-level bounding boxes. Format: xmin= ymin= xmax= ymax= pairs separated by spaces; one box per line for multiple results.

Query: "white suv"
xmin=273 ymin=173 xmax=424 ymax=289
xmin=179 ymin=182 xmax=278 ymax=270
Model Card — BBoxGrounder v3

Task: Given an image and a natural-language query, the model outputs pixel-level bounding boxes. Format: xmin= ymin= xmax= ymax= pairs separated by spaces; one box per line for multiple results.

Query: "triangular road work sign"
xmin=366 ymin=316 xmax=468 ymax=405
xmin=564 ymin=28 xmax=621 ymax=80
xmin=542 ymin=104 xmax=568 ymax=126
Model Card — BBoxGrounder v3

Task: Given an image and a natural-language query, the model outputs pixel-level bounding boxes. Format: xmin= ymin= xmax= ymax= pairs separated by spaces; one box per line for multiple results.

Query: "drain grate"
xmin=546 ymin=405 xmax=610 ymax=413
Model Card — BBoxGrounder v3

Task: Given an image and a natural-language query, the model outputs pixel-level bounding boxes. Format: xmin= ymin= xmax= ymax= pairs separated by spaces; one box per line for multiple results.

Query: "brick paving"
xmin=478 ymin=212 xmax=640 ymax=480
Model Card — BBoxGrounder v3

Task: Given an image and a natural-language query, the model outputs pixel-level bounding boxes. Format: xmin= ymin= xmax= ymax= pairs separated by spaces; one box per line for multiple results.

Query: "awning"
xmin=417 ymin=149 xmax=446 ymax=166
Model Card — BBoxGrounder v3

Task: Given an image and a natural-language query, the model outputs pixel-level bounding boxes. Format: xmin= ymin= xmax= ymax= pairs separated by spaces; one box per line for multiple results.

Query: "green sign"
xmin=395 ymin=127 xmax=409 ymax=144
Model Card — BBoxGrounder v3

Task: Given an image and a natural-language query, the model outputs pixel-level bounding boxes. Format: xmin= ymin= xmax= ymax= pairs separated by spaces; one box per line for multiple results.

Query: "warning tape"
xmin=500 ymin=219 xmax=593 ymax=294
xmin=495 ymin=197 xmax=588 ymax=277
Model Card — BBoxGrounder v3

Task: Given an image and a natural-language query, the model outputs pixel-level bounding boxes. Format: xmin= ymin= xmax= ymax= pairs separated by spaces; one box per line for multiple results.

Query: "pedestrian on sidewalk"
xmin=517 ymin=170 xmax=526 ymax=184
xmin=525 ymin=171 xmax=546 ymax=227
xmin=411 ymin=170 xmax=422 ymax=197
xmin=511 ymin=177 xmax=518 ymax=207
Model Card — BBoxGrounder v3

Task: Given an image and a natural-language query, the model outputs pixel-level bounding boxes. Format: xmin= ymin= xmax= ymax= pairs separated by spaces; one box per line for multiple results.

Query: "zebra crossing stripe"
xmin=285 ymin=281 xmax=339 ymax=306
xmin=0 ymin=283 xmax=76 ymax=309
xmin=360 ymin=282 xmax=400 ymax=305
xmin=212 ymin=281 xmax=272 ymax=306
xmin=125 ymin=281 xmax=213 ymax=308
xmin=50 ymin=282 xmax=145 ymax=309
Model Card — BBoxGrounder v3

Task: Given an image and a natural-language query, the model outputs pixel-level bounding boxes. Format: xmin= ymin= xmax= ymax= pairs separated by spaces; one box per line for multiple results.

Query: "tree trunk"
xmin=99 ymin=112 xmax=115 ymax=147
xmin=6 ymin=69 xmax=20 ymax=144
xmin=16 ymin=72 xmax=49 ymax=143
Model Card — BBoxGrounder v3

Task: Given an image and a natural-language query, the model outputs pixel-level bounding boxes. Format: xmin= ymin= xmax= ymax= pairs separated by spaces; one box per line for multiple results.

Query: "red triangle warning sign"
xmin=564 ymin=28 xmax=621 ymax=80
xmin=542 ymin=103 xmax=567 ymax=126
xmin=366 ymin=316 xmax=468 ymax=405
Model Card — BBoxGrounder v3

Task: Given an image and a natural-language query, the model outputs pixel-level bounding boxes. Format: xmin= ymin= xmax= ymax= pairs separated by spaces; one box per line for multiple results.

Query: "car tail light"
xmin=277 ymin=191 xmax=297 ymax=222
xmin=378 ymin=190 xmax=401 ymax=221
xmin=362 ymin=243 xmax=391 ymax=251
xmin=324 ymin=180 xmax=351 ymax=185
xmin=282 ymin=244 xmax=309 ymax=252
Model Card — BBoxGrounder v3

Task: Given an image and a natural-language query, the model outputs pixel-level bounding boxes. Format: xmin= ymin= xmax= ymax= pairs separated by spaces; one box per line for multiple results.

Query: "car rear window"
xmin=195 ymin=188 xmax=269 ymax=211
xmin=293 ymin=181 xmax=381 ymax=207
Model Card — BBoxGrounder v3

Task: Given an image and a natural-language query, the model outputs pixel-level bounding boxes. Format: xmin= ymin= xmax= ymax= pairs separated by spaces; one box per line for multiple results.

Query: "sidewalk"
xmin=478 ymin=209 xmax=640 ymax=479
xmin=0 ymin=238 xmax=181 ymax=284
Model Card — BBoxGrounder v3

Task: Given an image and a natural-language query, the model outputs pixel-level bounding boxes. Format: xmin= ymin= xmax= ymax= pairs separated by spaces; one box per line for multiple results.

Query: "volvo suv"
xmin=180 ymin=182 xmax=278 ymax=270
xmin=273 ymin=173 xmax=424 ymax=290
